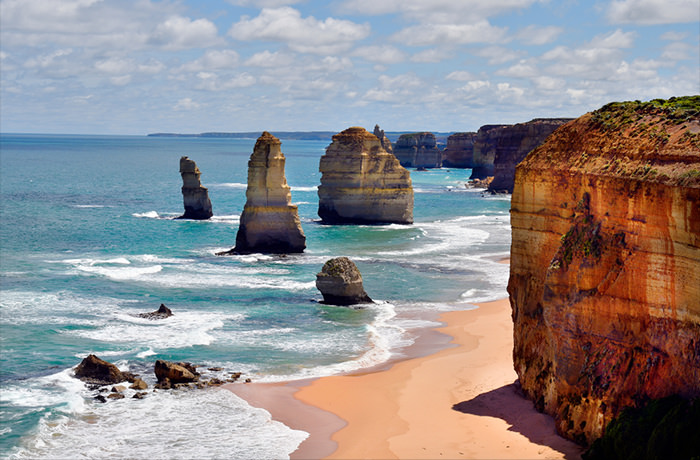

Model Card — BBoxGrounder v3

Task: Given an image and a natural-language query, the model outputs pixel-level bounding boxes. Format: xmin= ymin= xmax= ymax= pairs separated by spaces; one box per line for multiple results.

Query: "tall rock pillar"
xmin=178 ymin=156 xmax=213 ymax=220
xmin=221 ymin=132 xmax=305 ymax=254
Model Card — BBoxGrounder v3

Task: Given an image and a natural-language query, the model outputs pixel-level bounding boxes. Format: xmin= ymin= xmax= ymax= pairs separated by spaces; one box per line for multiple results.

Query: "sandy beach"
xmin=226 ymin=298 xmax=583 ymax=459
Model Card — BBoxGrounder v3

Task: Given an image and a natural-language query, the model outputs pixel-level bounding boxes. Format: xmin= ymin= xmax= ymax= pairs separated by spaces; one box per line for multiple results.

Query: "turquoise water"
xmin=0 ymin=133 xmax=511 ymax=459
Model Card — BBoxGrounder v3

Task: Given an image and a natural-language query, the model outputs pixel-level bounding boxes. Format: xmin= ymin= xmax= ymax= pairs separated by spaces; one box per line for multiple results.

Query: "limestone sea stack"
xmin=316 ymin=257 xmax=372 ymax=306
xmin=373 ymin=124 xmax=393 ymax=154
xmin=442 ymin=132 xmax=476 ymax=168
xmin=393 ymin=132 xmax=442 ymax=168
xmin=487 ymin=118 xmax=573 ymax=193
xmin=178 ymin=156 xmax=213 ymax=220
xmin=508 ymin=96 xmax=700 ymax=446
xmin=318 ymin=127 xmax=413 ymax=224
xmin=221 ymin=132 xmax=305 ymax=255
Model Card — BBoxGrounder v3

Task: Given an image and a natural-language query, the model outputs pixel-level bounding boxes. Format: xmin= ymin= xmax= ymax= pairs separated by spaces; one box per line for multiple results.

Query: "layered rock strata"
xmin=442 ymin=132 xmax=476 ymax=168
xmin=393 ymin=132 xmax=442 ymax=168
xmin=508 ymin=97 xmax=700 ymax=445
xmin=373 ymin=124 xmax=393 ymax=154
xmin=488 ymin=118 xmax=573 ymax=193
xmin=318 ymin=127 xmax=413 ymax=224
xmin=469 ymin=125 xmax=510 ymax=179
xmin=316 ymin=257 xmax=372 ymax=305
xmin=221 ymin=132 xmax=306 ymax=254
xmin=178 ymin=156 xmax=213 ymax=220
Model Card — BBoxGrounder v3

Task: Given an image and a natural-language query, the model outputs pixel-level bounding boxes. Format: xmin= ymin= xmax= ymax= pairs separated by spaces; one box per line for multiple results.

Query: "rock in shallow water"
xmin=316 ymin=257 xmax=373 ymax=306
xmin=74 ymin=354 xmax=135 ymax=385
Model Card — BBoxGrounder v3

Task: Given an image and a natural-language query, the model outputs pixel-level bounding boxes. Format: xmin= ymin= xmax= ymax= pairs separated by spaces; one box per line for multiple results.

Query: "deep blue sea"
xmin=0 ymin=133 xmax=511 ymax=459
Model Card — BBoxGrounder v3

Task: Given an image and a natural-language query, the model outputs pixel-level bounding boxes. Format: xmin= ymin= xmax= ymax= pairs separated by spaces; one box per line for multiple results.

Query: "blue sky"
xmin=1 ymin=0 xmax=698 ymax=134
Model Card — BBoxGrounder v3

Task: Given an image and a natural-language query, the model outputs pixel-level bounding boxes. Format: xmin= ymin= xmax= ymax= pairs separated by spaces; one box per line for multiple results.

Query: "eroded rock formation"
xmin=74 ymin=354 xmax=136 ymax=384
xmin=154 ymin=360 xmax=199 ymax=384
xmin=137 ymin=303 xmax=173 ymax=320
xmin=318 ymin=127 xmax=413 ymax=224
xmin=393 ymin=132 xmax=442 ymax=168
xmin=373 ymin=124 xmax=393 ymax=154
xmin=442 ymin=132 xmax=476 ymax=168
xmin=220 ymin=132 xmax=306 ymax=254
xmin=178 ymin=156 xmax=213 ymax=220
xmin=316 ymin=257 xmax=372 ymax=305
xmin=488 ymin=118 xmax=572 ymax=193
xmin=509 ymin=97 xmax=700 ymax=445
xmin=470 ymin=125 xmax=509 ymax=179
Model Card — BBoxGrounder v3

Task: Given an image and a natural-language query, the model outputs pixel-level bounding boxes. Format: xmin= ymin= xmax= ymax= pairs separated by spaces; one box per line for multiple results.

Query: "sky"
xmin=1 ymin=0 xmax=699 ymax=135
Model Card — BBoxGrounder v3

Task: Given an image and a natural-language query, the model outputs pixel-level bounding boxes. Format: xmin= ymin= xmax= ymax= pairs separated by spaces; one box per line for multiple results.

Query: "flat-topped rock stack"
xmin=442 ymin=132 xmax=477 ymax=168
xmin=220 ymin=132 xmax=305 ymax=255
xmin=393 ymin=132 xmax=442 ymax=168
xmin=318 ymin=127 xmax=414 ymax=224
xmin=178 ymin=156 xmax=213 ymax=219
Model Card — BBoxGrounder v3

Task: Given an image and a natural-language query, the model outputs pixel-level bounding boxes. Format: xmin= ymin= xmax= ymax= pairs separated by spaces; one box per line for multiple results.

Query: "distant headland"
xmin=147 ymin=131 xmax=454 ymax=143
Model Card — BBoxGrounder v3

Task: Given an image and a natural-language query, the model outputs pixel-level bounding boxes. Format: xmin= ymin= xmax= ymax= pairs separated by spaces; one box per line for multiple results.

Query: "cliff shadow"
xmin=452 ymin=380 xmax=583 ymax=459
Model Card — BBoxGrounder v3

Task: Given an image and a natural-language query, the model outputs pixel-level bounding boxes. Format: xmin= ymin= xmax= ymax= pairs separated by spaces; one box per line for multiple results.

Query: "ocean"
xmin=0 ymin=133 xmax=511 ymax=459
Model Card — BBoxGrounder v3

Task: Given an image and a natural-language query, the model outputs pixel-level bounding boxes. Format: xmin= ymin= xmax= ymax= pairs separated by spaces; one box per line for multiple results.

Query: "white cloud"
xmin=532 ymin=76 xmax=565 ymax=90
xmin=660 ymin=31 xmax=688 ymax=41
xmin=244 ymin=50 xmax=296 ymax=67
xmin=497 ymin=60 xmax=539 ymax=78
xmin=195 ymin=72 xmax=256 ymax=91
xmin=180 ymin=50 xmax=240 ymax=72
xmin=515 ymin=25 xmax=563 ymax=45
xmin=150 ymin=16 xmax=220 ymax=50
xmin=662 ymin=42 xmax=694 ymax=61
xmin=109 ymin=75 xmax=132 ymax=86
xmin=340 ymin=0 xmax=541 ymax=23
xmin=607 ymin=0 xmax=700 ymax=24
xmin=229 ymin=7 xmax=370 ymax=54
xmin=226 ymin=0 xmax=303 ymax=6
xmin=391 ymin=21 xmax=507 ymax=46
xmin=174 ymin=97 xmax=201 ymax=110
xmin=353 ymin=45 xmax=406 ymax=64
xmin=410 ymin=48 xmax=454 ymax=63
xmin=363 ymin=73 xmax=424 ymax=102
xmin=446 ymin=71 xmax=475 ymax=81
xmin=473 ymin=46 xmax=523 ymax=65
xmin=24 ymin=49 xmax=74 ymax=68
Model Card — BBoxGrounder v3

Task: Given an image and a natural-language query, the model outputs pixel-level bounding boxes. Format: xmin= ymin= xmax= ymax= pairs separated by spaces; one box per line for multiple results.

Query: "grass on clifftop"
xmin=592 ymin=95 xmax=700 ymax=131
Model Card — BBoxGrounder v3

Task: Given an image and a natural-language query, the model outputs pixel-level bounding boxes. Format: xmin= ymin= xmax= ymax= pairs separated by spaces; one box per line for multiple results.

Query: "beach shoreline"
xmin=225 ymin=297 xmax=583 ymax=459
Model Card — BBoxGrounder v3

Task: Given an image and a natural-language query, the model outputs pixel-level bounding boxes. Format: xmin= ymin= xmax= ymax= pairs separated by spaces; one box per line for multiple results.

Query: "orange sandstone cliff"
xmin=508 ymin=97 xmax=700 ymax=445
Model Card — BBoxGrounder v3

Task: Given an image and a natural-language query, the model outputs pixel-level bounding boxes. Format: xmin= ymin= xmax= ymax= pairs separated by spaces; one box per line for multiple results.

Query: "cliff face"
xmin=508 ymin=97 xmax=700 ymax=445
xmin=470 ymin=125 xmax=509 ymax=179
xmin=318 ymin=127 xmax=413 ymax=224
xmin=487 ymin=118 xmax=572 ymax=193
xmin=178 ymin=156 xmax=213 ymax=219
xmin=393 ymin=132 xmax=442 ymax=168
xmin=226 ymin=132 xmax=305 ymax=254
xmin=442 ymin=132 xmax=476 ymax=168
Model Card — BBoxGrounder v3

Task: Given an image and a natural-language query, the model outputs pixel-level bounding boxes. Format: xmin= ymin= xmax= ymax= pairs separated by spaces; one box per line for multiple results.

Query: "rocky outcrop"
xmin=137 ymin=303 xmax=173 ymax=319
xmin=316 ymin=257 xmax=372 ymax=305
xmin=318 ymin=127 xmax=414 ymax=224
xmin=74 ymin=354 xmax=136 ymax=384
xmin=469 ymin=125 xmax=509 ymax=179
xmin=442 ymin=132 xmax=477 ymax=168
xmin=393 ymin=132 xmax=442 ymax=168
xmin=508 ymin=96 xmax=700 ymax=446
xmin=373 ymin=124 xmax=393 ymax=154
xmin=178 ymin=156 xmax=213 ymax=220
xmin=487 ymin=118 xmax=573 ymax=193
xmin=220 ymin=132 xmax=305 ymax=254
xmin=154 ymin=360 xmax=199 ymax=384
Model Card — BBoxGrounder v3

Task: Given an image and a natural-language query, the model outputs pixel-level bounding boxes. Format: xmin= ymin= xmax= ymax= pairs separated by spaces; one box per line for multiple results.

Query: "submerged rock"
xmin=219 ymin=132 xmax=305 ymax=255
xmin=178 ymin=156 xmax=213 ymax=220
xmin=318 ymin=127 xmax=413 ymax=224
xmin=137 ymin=303 xmax=173 ymax=320
xmin=74 ymin=354 xmax=136 ymax=385
xmin=316 ymin=257 xmax=372 ymax=306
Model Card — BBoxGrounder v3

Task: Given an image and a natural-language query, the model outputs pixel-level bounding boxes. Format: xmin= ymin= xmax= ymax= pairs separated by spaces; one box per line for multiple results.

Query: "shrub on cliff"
xmin=583 ymin=395 xmax=700 ymax=460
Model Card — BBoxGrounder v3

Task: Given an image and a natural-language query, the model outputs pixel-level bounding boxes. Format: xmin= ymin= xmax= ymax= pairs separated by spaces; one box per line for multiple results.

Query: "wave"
xmin=6 ymin=374 xmax=307 ymax=460
xmin=212 ymin=182 xmax=247 ymax=189
xmin=290 ymin=185 xmax=318 ymax=192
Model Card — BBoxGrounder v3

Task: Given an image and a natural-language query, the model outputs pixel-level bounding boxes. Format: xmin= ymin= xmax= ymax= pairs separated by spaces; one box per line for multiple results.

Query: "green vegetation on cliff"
xmin=583 ymin=395 xmax=700 ymax=460
xmin=592 ymin=95 xmax=700 ymax=131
